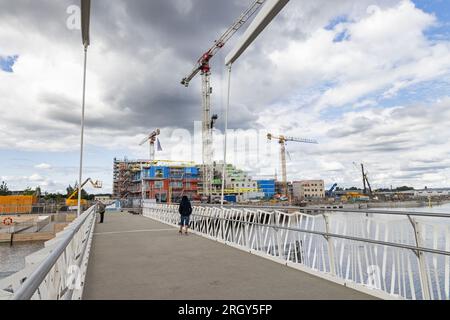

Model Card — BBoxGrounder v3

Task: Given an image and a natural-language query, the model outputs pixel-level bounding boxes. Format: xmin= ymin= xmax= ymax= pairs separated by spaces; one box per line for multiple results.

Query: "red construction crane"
xmin=139 ymin=129 xmax=161 ymax=161
xmin=181 ymin=0 xmax=266 ymax=200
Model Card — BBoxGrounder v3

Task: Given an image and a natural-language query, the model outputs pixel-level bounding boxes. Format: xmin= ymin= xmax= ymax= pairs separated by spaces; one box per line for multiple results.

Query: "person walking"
xmin=178 ymin=195 xmax=192 ymax=235
xmin=97 ymin=201 xmax=106 ymax=223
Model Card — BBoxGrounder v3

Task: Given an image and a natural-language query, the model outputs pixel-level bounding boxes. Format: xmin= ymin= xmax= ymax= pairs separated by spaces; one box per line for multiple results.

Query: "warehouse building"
xmin=292 ymin=180 xmax=325 ymax=201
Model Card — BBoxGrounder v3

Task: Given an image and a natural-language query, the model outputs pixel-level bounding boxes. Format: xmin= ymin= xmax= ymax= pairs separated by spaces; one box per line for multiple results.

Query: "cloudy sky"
xmin=1 ymin=0 xmax=450 ymax=194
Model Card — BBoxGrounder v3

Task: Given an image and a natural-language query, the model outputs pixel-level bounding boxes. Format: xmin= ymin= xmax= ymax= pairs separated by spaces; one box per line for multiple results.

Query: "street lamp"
xmin=224 ymin=0 xmax=289 ymax=66
xmin=220 ymin=64 xmax=232 ymax=207
xmin=77 ymin=0 xmax=91 ymax=217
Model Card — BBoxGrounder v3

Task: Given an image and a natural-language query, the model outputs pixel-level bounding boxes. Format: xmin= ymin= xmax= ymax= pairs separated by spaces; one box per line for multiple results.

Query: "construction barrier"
xmin=0 ymin=196 xmax=37 ymax=214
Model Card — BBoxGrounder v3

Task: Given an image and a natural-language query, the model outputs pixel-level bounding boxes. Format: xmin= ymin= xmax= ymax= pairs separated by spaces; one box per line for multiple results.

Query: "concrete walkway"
xmin=83 ymin=211 xmax=376 ymax=300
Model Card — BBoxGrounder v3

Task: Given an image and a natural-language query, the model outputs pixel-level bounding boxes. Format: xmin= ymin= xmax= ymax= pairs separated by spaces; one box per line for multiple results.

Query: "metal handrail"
xmin=144 ymin=204 xmax=450 ymax=300
xmin=304 ymin=207 xmax=450 ymax=218
xmin=197 ymin=203 xmax=450 ymax=218
xmin=190 ymin=213 xmax=450 ymax=257
xmin=12 ymin=206 xmax=96 ymax=300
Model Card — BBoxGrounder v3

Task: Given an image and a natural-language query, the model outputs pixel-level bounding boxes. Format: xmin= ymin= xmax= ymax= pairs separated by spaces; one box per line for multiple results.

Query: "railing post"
xmin=323 ymin=214 xmax=336 ymax=276
xmin=229 ymin=210 xmax=236 ymax=243
xmin=273 ymin=212 xmax=284 ymax=259
xmin=244 ymin=211 xmax=250 ymax=249
xmin=220 ymin=209 xmax=225 ymax=241
xmin=408 ymin=215 xmax=431 ymax=300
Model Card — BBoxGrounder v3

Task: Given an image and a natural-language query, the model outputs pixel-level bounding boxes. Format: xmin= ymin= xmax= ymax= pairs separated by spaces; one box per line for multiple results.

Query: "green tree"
xmin=0 ymin=181 xmax=11 ymax=196
xmin=375 ymin=188 xmax=391 ymax=192
xmin=22 ymin=187 xmax=35 ymax=195
xmin=43 ymin=192 xmax=65 ymax=202
xmin=395 ymin=185 xmax=414 ymax=191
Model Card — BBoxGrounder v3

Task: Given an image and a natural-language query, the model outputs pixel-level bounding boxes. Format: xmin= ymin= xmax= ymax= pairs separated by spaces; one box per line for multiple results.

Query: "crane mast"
xmin=360 ymin=163 xmax=372 ymax=195
xmin=201 ymin=73 xmax=213 ymax=198
xmin=181 ymin=0 xmax=266 ymax=201
xmin=267 ymin=133 xmax=318 ymax=201
xmin=279 ymin=139 xmax=287 ymax=198
xmin=139 ymin=129 xmax=160 ymax=161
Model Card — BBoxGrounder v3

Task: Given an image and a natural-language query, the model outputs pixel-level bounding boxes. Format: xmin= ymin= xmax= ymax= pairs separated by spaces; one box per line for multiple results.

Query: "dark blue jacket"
xmin=179 ymin=198 xmax=192 ymax=216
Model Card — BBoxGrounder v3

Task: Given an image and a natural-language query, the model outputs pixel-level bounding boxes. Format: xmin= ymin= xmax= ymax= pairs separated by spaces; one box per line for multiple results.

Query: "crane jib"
xmin=180 ymin=0 xmax=266 ymax=86
xmin=179 ymin=0 xmax=267 ymax=200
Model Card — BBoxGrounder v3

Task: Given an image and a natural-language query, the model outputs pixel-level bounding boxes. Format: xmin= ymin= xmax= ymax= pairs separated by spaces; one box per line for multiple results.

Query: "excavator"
xmin=325 ymin=183 xmax=338 ymax=197
xmin=66 ymin=178 xmax=102 ymax=207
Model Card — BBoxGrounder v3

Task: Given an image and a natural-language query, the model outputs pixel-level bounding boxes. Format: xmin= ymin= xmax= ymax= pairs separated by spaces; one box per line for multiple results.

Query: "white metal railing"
xmin=0 ymin=205 xmax=97 ymax=300
xmin=142 ymin=202 xmax=450 ymax=300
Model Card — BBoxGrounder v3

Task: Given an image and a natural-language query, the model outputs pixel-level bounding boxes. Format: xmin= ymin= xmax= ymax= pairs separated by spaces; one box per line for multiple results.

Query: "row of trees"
xmin=0 ymin=181 xmax=103 ymax=201
xmin=335 ymin=186 xmax=415 ymax=192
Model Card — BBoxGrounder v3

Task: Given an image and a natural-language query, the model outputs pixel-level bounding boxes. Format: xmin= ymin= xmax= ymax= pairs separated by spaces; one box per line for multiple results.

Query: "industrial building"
xmin=94 ymin=195 xmax=112 ymax=202
xmin=292 ymin=180 xmax=325 ymax=201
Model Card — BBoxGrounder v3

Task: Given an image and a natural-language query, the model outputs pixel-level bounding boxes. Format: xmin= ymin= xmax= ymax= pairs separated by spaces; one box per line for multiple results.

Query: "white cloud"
xmin=265 ymin=0 xmax=450 ymax=112
xmin=262 ymin=97 xmax=450 ymax=189
xmin=1 ymin=0 xmax=450 ymax=192
xmin=29 ymin=174 xmax=44 ymax=181
xmin=34 ymin=163 xmax=52 ymax=170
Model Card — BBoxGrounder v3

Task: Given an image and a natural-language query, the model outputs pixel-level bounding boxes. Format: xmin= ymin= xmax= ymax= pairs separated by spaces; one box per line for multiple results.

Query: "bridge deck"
xmin=83 ymin=211 xmax=376 ymax=300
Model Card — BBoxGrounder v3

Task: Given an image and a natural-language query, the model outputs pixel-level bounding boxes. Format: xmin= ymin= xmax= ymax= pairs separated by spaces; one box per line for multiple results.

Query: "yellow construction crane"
xmin=66 ymin=178 xmax=102 ymax=206
xmin=267 ymin=133 xmax=318 ymax=200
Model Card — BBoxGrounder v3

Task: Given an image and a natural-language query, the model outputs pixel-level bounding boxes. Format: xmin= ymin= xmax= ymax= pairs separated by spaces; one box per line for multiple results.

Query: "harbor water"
xmin=0 ymin=241 xmax=44 ymax=279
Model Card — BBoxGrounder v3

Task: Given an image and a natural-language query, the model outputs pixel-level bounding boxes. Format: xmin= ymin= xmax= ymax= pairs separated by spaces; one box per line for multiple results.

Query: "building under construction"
xmin=113 ymin=158 xmax=268 ymax=203
xmin=113 ymin=158 xmax=146 ymax=200
xmin=113 ymin=158 xmax=199 ymax=203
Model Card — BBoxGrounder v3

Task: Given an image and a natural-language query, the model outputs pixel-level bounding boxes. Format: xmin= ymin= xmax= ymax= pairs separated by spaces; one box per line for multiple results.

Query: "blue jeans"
xmin=180 ymin=215 xmax=190 ymax=227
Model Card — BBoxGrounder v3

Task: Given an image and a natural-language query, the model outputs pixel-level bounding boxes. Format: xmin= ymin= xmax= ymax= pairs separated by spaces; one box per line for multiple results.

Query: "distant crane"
xmin=353 ymin=162 xmax=372 ymax=196
xmin=267 ymin=133 xmax=318 ymax=200
xmin=139 ymin=129 xmax=161 ymax=161
xmin=325 ymin=183 xmax=338 ymax=197
xmin=361 ymin=163 xmax=373 ymax=195
xmin=181 ymin=0 xmax=266 ymax=200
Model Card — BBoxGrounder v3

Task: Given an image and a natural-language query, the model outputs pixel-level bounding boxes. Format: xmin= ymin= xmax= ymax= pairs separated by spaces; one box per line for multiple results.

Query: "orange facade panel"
xmin=0 ymin=195 xmax=37 ymax=214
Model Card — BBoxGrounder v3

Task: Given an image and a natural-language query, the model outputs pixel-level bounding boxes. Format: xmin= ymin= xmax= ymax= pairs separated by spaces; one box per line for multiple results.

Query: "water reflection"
xmin=0 ymin=241 xmax=44 ymax=279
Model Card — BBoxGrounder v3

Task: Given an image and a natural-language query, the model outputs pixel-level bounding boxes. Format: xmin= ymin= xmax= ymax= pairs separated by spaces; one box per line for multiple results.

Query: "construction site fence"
xmin=0 ymin=202 xmax=96 ymax=215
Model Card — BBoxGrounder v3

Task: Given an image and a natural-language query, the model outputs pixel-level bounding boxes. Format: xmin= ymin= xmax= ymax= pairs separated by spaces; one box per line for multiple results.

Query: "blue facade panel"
xmin=142 ymin=166 xmax=198 ymax=179
xmin=184 ymin=167 xmax=198 ymax=175
xmin=147 ymin=166 xmax=169 ymax=179
xmin=224 ymin=195 xmax=237 ymax=203
xmin=257 ymin=180 xmax=276 ymax=198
